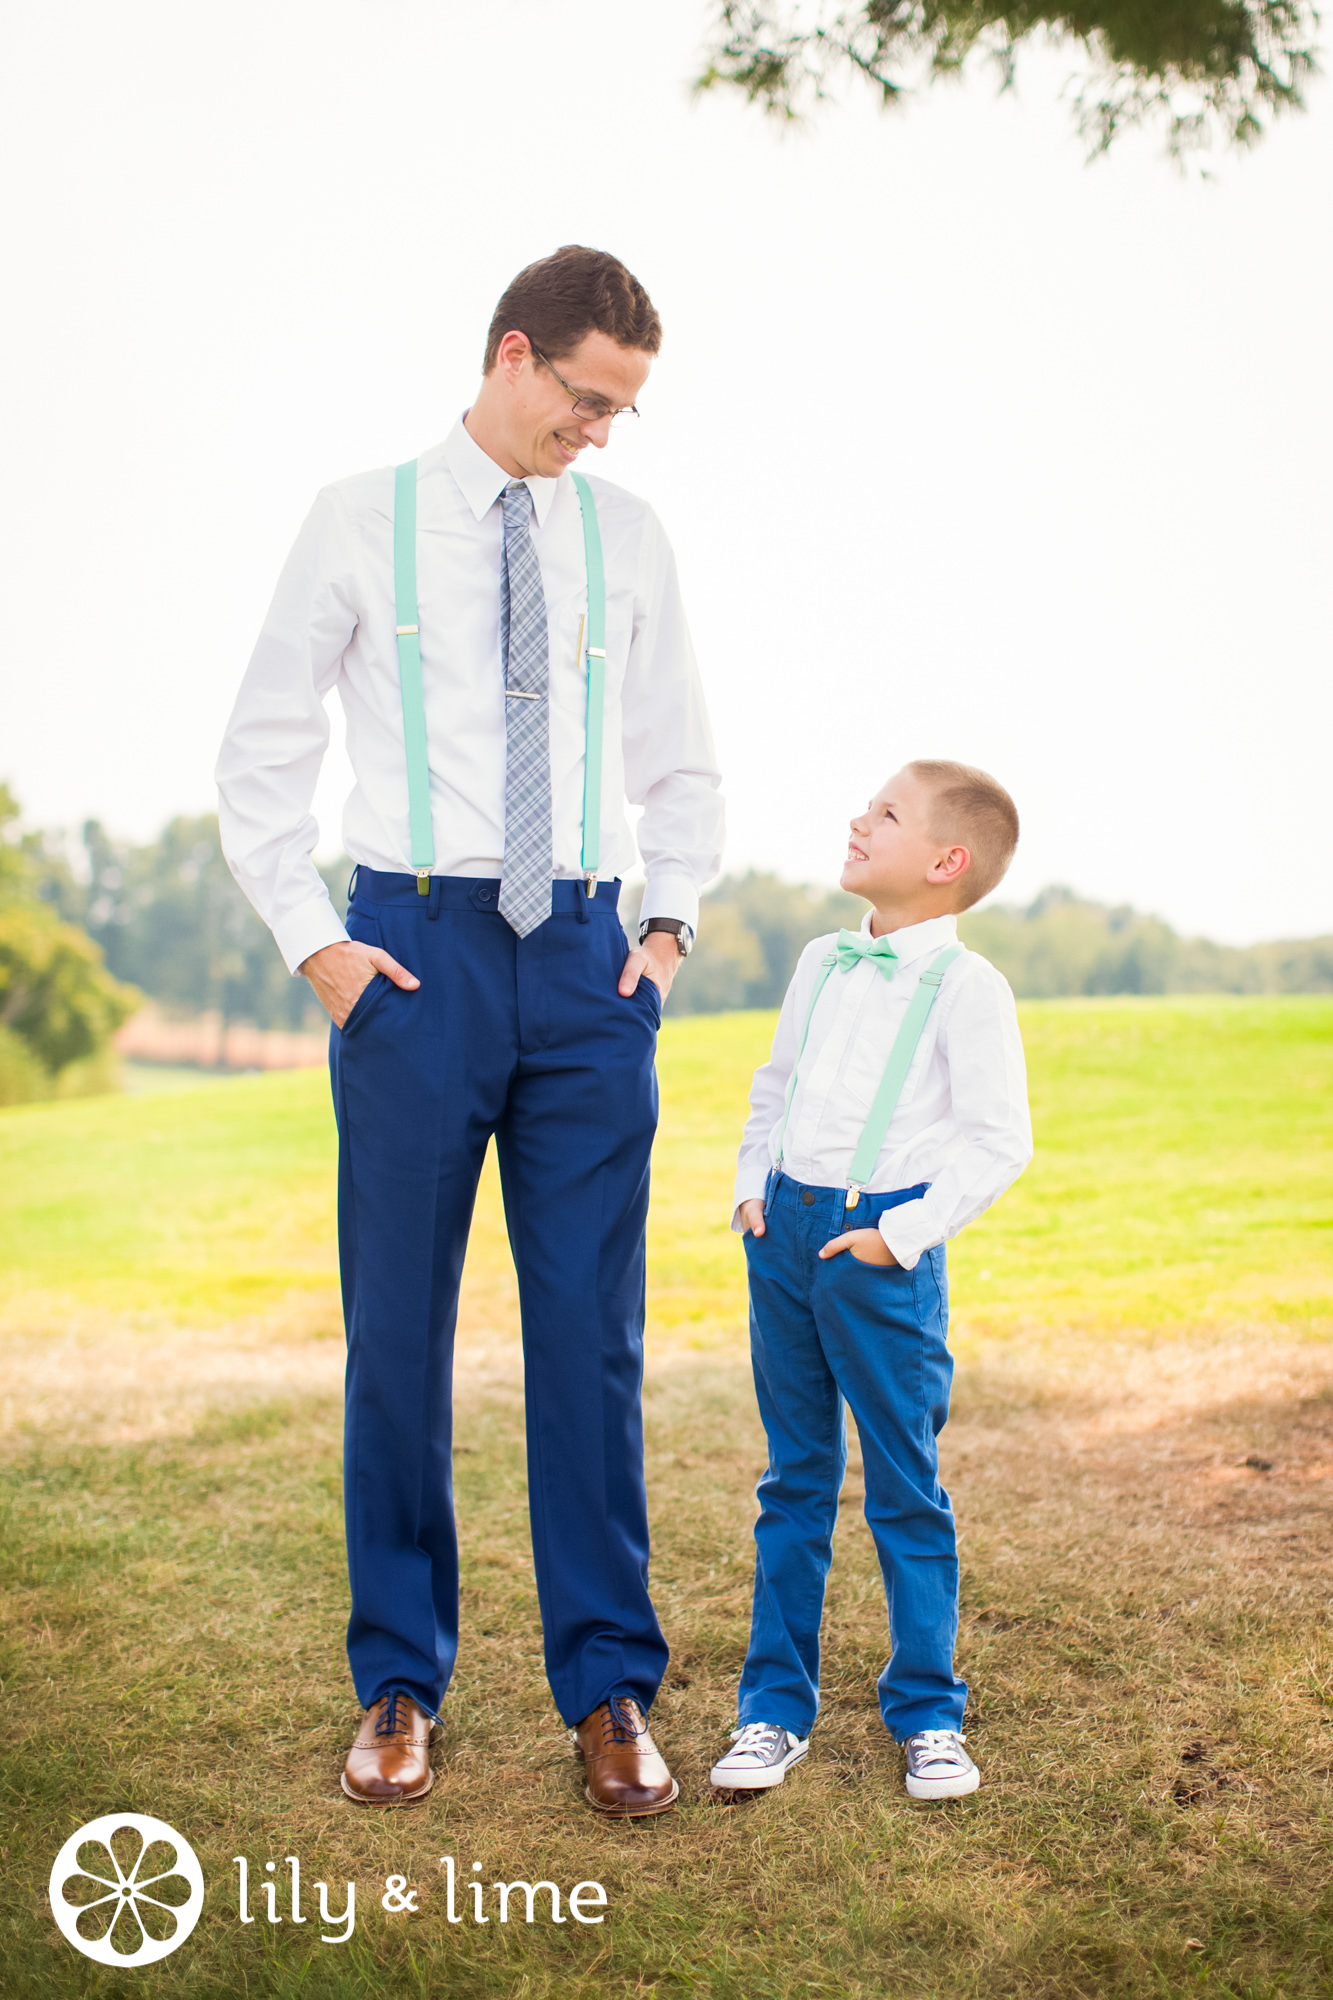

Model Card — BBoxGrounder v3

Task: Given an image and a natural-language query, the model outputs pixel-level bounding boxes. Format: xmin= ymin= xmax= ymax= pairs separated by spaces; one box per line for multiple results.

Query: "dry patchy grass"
xmin=2 ymin=1000 xmax=1332 ymax=1996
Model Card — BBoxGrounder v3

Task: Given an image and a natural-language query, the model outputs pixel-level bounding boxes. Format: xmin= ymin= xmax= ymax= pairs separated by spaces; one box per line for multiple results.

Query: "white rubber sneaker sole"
xmin=710 ymin=1739 xmax=809 ymax=1791
xmin=905 ymin=1764 xmax=980 ymax=1801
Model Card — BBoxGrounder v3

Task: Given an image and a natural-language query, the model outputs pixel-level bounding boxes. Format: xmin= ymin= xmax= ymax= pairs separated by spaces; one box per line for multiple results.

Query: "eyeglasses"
xmin=529 ymin=345 xmax=640 ymax=427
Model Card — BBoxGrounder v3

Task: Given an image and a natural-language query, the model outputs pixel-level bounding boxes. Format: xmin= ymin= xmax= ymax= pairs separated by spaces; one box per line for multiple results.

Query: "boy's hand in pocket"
xmin=819 ymin=1228 xmax=898 ymax=1266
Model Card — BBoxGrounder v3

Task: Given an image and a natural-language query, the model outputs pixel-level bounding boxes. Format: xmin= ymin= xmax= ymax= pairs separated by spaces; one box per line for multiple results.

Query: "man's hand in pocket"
xmin=299 ymin=940 xmax=420 ymax=1029
xmin=618 ymin=930 xmax=680 ymax=1002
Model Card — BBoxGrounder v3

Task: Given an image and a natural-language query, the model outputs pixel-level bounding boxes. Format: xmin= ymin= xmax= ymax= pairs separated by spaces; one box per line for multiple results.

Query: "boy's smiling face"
xmin=840 ymin=767 xmax=971 ymax=926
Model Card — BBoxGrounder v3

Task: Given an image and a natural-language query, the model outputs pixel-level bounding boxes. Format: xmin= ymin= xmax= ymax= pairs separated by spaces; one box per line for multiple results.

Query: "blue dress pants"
xmin=329 ymin=870 xmax=668 ymax=1727
xmin=739 ymin=1170 xmax=967 ymax=1742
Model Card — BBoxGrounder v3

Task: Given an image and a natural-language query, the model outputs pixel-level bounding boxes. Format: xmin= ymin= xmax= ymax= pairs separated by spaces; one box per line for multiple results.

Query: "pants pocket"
xmin=619 ymin=953 xmax=662 ymax=1027
xmin=338 ymin=972 xmax=389 ymax=1039
xmin=843 ymin=1245 xmax=914 ymax=1279
xmin=910 ymin=1246 xmax=949 ymax=1333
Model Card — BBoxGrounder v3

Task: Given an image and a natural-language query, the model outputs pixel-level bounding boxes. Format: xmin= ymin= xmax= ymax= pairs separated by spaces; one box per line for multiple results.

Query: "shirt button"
xmin=800 ymin=1188 xmax=816 ymax=1206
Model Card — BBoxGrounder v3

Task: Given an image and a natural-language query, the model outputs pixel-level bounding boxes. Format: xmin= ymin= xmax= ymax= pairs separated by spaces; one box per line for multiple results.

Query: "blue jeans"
xmin=330 ymin=870 xmax=668 ymax=1727
xmin=739 ymin=1170 xmax=966 ymax=1741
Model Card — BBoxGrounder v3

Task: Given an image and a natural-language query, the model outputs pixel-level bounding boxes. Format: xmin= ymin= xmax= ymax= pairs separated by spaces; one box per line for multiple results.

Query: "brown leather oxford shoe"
xmin=341 ymin=1692 xmax=435 ymax=1806
xmin=574 ymin=1696 xmax=679 ymax=1817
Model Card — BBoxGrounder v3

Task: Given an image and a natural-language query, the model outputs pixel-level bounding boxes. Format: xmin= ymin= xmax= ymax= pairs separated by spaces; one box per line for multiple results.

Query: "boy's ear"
xmin=929 ymin=845 xmax=970 ymax=888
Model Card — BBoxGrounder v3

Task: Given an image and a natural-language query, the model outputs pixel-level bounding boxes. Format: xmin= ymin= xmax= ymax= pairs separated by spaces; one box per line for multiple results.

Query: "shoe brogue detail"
xmin=341 ymin=1693 xmax=435 ymax=1807
xmin=573 ymin=1696 xmax=679 ymax=1818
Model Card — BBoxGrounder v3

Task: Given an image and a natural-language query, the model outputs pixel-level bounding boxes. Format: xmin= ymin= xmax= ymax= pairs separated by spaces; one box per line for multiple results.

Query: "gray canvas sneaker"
xmin=710 ymin=1722 xmax=809 ymax=1791
xmin=903 ymin=1730 xmax=980 ymax=1800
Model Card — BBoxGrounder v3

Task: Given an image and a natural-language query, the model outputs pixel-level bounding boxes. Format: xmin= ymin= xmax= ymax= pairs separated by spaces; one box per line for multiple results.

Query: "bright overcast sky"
xmin=2 ymin=1 xmax=1330 ymax=945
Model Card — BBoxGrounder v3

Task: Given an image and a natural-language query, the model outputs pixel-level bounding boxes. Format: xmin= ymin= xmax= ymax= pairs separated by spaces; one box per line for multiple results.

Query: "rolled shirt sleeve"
xmin=731 ymin=939 xmax=827 ymax=1227
xmin=622 ymin=510 xmax=724 ymax=935
xmin=729 ymin=935 xmax=1033 ymax=1263
xmin=876 ymin=964 xmax=1033 ymax=1270
xmin=215 ymin=489 xmax=360 ymax=974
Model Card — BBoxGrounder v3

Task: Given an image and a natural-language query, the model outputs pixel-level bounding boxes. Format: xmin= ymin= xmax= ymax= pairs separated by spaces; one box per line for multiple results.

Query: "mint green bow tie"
xmin=835 ymin=929 xmax=899 ymax=980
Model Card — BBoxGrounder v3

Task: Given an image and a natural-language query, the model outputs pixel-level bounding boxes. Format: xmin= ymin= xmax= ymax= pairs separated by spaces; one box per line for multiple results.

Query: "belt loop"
xmin=763 ymin=1168 xmax=778 ymax=1218
xmin=829 ymin=1189 xmax=849 ymax=1240
xmin=346 ymin=863 xmax=361 ymax=907
xmin=575 ymin=876 xmax=590 ymax=925
xmin=427 ymin=875 xmax=442 ymax=922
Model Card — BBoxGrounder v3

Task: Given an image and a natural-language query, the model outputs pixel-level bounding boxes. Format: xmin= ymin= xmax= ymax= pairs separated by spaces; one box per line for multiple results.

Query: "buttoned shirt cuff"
xmin=878 ymin=1200 xmax=939 ymax=1272
xmin=638 ymin=873 xmax=700 ymax=935
xmin=274 ymin=900 xmax=352 ymax=977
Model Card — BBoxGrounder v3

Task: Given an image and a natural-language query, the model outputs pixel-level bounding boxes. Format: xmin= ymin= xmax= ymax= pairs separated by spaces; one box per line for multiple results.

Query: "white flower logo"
xmin=49 ymin=1812 xmax=204 ymax=1966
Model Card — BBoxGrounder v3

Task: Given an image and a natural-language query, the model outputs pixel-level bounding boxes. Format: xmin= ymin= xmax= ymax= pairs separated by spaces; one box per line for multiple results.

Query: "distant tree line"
xmin=4 ymin=799 xmax=1330 ymax=1105
xmin=959 ymin=885 xmax=1333 ymax=1000
xmin=26 ymin=812 xmax=349 ymax=1038
xmin=0 ymin=786 xmax=138 ymax=1104
xmin=665 ymin=874 xmax=1333 ymax=1015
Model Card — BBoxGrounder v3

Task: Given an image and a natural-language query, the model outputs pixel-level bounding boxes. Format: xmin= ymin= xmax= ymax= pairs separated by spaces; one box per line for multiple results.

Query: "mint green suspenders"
xmin=774 ymin=943 xmax=964 ymax=1207
xmin=392 ymin=460 xmax=606 ymax=895
xmin=570 ymin=471 xmax=604 ymax=893
xmin=392 ymin=463 xmax=433 ymax=891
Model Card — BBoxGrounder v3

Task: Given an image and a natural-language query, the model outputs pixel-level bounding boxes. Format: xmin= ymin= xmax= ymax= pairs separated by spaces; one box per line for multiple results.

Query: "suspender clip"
xmin=845 ymin=1185 xmax=862 ymax=1210
xmin=415 ymin=868 xmax=431 ymax=896
xmin=585 ymin=871 xmax=598 ymax=898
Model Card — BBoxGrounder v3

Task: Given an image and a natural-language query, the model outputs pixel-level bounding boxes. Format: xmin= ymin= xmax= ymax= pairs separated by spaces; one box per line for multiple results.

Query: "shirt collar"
xmin=441 ymin=414 xmax=559 ymax=527
xmin=858 ymin=909 xmax=959 ymax=965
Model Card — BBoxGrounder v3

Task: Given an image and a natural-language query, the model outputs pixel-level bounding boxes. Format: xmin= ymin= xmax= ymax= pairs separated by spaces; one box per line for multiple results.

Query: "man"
xmin=217 ymin=246 xmax=723 ymax=1815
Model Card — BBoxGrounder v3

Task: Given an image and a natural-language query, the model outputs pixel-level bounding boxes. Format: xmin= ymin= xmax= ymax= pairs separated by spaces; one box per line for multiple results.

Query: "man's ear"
xmin=928 ymin=845 xmax=970 ymax=888
xmin=493 ymin=329 xmax=533 ymax=387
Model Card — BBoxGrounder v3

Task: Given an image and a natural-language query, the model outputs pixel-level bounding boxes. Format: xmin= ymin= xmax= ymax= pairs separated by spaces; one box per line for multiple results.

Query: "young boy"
xmin=710 ymin=760 xmax=1032 ymax=1802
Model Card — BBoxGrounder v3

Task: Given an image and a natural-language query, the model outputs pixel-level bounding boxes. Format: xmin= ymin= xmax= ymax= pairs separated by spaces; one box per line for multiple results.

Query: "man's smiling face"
xmin=498 ymin=328 xmax=652 ymax=480
xmin=841 ymin=767 xmax=959 ymax=908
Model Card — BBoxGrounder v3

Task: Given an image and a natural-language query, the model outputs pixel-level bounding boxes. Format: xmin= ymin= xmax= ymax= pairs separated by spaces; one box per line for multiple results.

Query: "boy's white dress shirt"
xmin=733 ymin=912 xmax=1033 ymax=1270
xmin=216 ymin=417 xmax=725 ymax=974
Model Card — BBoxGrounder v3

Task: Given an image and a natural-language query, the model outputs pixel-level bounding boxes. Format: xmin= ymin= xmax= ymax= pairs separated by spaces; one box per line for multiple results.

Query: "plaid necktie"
xmin=498 ymin=481 xmax=552 ymax=938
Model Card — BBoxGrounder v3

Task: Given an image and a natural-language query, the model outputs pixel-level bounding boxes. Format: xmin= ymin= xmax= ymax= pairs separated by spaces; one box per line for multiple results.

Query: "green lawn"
xmin=4 ymin=998 xmax=1328 ymax=1339
xmin=2 ymin=999 xmax=1331 ymax=1997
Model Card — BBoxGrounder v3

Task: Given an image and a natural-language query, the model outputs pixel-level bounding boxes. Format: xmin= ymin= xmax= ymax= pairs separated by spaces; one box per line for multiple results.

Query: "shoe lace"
xmin=602 ymin=1695 xmax=646 ymax=1745
xmin=909 ymin=1729 xmax=966 ymax=1760
xmin=374 ymin=1692 xmax=410 ymax=1738
xmin=729 ymin=1722 xmax=787 ymax=1752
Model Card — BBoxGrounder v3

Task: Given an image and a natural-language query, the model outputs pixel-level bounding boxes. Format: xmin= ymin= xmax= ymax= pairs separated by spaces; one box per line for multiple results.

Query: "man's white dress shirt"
xmin=733 ymin=912 xmax=1033 ymax=1269
xmin=216 ymin=418 xmax=725 ymax=973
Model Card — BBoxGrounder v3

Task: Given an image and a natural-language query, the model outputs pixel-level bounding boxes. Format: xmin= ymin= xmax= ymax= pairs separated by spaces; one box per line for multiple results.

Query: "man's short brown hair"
xmin=907 ymin=760 xmax=1020 ymax=910
xmin=483 ymin=245 xmax=662 ymax=373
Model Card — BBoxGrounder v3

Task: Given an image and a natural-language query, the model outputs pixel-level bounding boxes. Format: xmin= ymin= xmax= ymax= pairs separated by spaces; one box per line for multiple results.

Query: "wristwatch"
xmin=639 ymin=917 xmax=694 ymax=959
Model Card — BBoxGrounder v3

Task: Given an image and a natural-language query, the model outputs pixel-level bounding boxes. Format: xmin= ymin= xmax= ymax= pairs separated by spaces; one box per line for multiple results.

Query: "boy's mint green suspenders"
xmin=392 ymin=461 xmax=606 ymax=895
xmin=774 ymin=943 xmax=964 ymax=1207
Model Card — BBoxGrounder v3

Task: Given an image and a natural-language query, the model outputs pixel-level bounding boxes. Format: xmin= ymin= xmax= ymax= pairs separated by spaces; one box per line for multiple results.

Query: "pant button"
xmin=800 ymin=1188 xmax=816 ymax=1206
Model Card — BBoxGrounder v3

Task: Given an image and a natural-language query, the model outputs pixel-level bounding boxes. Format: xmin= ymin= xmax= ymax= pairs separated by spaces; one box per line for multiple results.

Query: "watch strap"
xmin=640 ymin=917 xmax=693 ymax=957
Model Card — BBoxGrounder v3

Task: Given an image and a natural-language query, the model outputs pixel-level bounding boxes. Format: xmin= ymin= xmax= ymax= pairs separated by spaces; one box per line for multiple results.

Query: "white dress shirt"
xmin=733 ymin=912 xmax=1033 ymax=1269
xmin=216 ymin=417 xmax=725 ymax=973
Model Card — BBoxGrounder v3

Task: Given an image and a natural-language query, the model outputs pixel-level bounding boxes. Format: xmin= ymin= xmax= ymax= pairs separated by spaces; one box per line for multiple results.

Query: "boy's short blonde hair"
xmin=907 ymin=760 xmax=1019 ymax=910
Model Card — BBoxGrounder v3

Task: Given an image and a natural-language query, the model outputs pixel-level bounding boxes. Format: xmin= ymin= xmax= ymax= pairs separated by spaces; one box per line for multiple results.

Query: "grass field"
xmin=1 ymin=998 xmax=1331 ymax=1997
